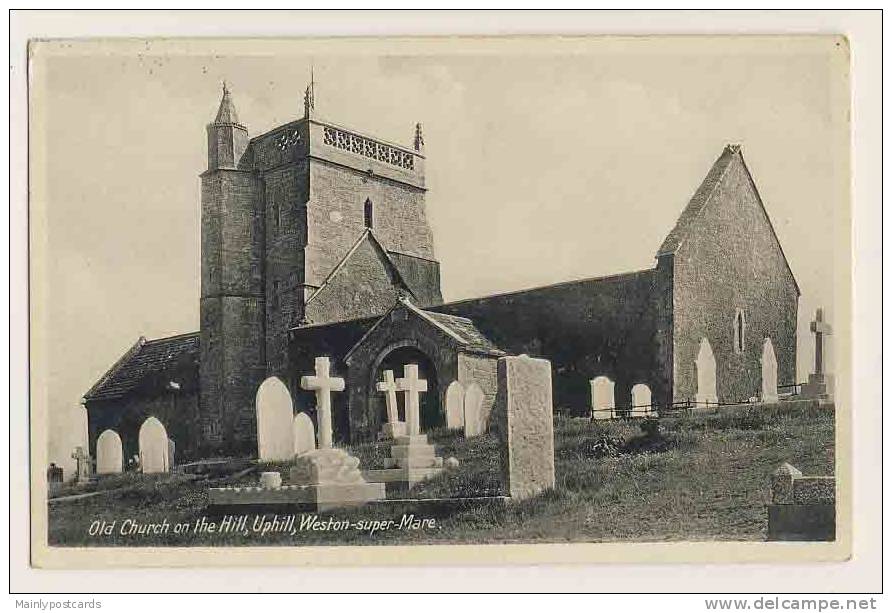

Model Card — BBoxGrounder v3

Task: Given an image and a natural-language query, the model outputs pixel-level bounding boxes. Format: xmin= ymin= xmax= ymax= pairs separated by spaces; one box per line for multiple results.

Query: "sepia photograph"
xmin=25 ymin=31 xmax=855 ymax=570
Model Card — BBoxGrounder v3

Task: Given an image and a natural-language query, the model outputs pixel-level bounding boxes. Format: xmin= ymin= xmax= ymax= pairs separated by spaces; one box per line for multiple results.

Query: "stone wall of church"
xmin=670 ymin=160 xmax=798 ymax=403
xmin=303 ymin=237 xmax=404 ymax=326
xmin=199 ymin=167 xmax=266 ymax=455
xmin=261 ymin=161 xmax=309 ymax=376
xmin=305 ymin=160 xmax=435 ymax=288
xmin=87 ymin=387 xmax=199 ymax=466
xmin=434 ymin=271 xmax=667 ymax=414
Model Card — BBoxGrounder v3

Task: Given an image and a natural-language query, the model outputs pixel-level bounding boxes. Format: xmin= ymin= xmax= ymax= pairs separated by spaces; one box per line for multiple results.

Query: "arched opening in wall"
xmin=734 ymin=309 xmax=746 ymax=354
xmin=695 ymin=337 xmax=718 ymax=406
xmin=370 ymin=345 xmax=441 ymax=432
xmin=364 ymin=198 xmax=374 ymax=229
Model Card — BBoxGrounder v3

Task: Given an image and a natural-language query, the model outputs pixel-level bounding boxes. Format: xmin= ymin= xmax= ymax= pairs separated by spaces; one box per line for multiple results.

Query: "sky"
xmin=31 ymin=37 xmax=848 ymax=475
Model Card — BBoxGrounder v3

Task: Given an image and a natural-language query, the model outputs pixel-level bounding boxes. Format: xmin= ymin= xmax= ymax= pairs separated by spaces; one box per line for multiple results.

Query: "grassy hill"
xmin=48 ymin=400 xmax=833 ymax=547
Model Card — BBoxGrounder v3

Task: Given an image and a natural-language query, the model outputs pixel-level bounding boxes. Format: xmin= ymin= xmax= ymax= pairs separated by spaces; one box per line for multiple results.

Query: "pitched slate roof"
xmin=84 ymin=332 xmax=199 ymax=401
xmin=421 ymin=310 xmax=504 ymax=354
xmin=213 ymin=83 xmax=243 ymax=127
xmin=343 ymin=297 xmax=504 ymax=363
xmin=305 ymin=228 xmax=415 ymax=306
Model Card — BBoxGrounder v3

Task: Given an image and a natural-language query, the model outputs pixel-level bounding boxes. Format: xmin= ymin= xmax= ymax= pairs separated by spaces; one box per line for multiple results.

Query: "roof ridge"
xmin=656 ymin=145 xmax=739 ymax=257
xmin=82 ymin=337 xmax=147 ymax=401
xmin=305 ymin=229 xmax=415 ymax=307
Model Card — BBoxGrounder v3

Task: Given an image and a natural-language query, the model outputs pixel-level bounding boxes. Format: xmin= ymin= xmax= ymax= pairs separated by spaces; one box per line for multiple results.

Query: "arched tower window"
xmin=734 ymin=309 xmax=746 ymax=354
xmin=364 ymin=198 xmax=374 ymax=229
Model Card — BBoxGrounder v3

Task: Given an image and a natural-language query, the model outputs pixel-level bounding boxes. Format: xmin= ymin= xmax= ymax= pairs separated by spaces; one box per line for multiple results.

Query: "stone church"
xmin=83 ymin=83 xmax=800 ymax=462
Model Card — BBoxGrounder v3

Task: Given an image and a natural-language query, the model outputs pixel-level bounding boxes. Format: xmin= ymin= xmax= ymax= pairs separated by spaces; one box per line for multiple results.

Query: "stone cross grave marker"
xmin=811 ymin=308 xmax=832 ymax=375
xmin=71 ymin=446 xmax=92 ymax=483
xmin=801 ymin=308 xmax=834 ymax=401
xmin=377 ymin=369 xmax=406 ymax=438
xmin=301 ymin=356 xmax=345 ymax=449
xmin=396 ymin=364 xmax=427 ymax=436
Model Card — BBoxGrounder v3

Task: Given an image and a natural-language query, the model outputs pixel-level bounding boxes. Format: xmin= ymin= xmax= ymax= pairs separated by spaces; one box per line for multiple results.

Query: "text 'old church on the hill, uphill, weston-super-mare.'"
xmin=83 ymin=81 xmax=799 ymax=462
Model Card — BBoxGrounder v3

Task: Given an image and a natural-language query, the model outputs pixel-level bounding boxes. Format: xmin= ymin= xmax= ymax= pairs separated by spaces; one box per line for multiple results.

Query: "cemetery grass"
xmin=48 ymin=401 xmax=833 ymax=546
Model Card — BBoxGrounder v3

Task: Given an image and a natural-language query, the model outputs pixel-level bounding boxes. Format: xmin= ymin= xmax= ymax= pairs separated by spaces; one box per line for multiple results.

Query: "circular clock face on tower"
xmin=275 ymin=130 xmax=301 ymax=151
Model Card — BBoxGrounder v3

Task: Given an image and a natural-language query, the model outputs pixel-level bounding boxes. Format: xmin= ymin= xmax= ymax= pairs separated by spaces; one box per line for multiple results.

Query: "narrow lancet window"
xmin=364 ymin=198 xmax=374 ymax=229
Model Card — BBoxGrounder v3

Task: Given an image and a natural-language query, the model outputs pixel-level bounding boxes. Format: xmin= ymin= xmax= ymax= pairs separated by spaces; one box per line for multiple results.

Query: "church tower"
xmin=254 ymin=83 xmax=441 ymax=376
xmin=199 ymin=84 xmax=265 ymax=454
xmin=199 ymin=80 xmax=441 ymax=453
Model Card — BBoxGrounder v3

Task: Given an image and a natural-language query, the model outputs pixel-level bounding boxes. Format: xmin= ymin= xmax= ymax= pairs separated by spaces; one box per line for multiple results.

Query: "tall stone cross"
xmin=71 ymin=446 xmax=90 ymax=482
xmin=376 ymin=370 xmax=400 ymax=426
xmin=300 ymin=356 xmax=345 ymax=450
xmin=396 ymin=364 xmax=428 ymax=436
xmin=809 ymin=308 xmax=833 ymax=375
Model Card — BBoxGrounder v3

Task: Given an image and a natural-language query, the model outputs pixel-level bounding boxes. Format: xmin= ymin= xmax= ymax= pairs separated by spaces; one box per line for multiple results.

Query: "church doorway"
xmin=371 ymin=346 xmax=442 ymax=432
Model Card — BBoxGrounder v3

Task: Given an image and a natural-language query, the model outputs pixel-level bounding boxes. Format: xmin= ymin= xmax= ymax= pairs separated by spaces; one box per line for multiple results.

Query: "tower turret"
xmin=207 ymin=82 xmax=249 ymax=170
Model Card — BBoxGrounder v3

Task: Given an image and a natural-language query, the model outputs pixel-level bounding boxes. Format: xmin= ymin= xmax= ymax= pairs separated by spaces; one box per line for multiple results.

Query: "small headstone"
xmin=256 ymin=376 xmax=295 ymax=461
xmin=445 ymin=381 xmax=465 ymax=429
xmin=631 ymin=383 xmax=652 ymax=416
xmin=96 ymin=429 xmax=123 ymax=475
xmin=695 ymin=337 xmax=718 ymax=406
xmin=167 ymin=438 xmax=176 ymax=470
xmin=293 ymin=412 xmax=316 ymax=456
xmin=493 ymin=355 xmax=556 ymax=500
xmin=47 ymin=463 xmax=63 ymax=483
xmin=138 ymin=417 xmax=170 ymax=474
xmin=590 ymin=376 xmax=615 ymax=419
xmin=761 ymin=338 xmax=779 ymax=403
xmin=260 ymin=471 xmax=283 ymax=489
xmin=445 ymin=457 xmax=460 ymax=470
xmin=463 ymin=383 xmax=486 ymax=437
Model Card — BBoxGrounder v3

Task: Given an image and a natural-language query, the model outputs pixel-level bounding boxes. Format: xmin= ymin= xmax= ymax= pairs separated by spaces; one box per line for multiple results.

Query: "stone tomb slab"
xmin=208 ymin=482 xmax=386 ymax=512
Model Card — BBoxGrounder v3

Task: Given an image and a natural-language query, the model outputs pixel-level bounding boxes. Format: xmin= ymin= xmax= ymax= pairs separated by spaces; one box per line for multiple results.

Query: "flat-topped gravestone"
xmin=376 ymin=369 xmax=406 ymax=439
xmin=631 ymin=383 xmax=653 ymax=416
xmin=96 ymin=429 xmax=123 ymax=475
xmin=590 ymin=376 xmax=614 ymax=419
xmin=256 ymin=376 xmax=295 ymax=462
xmin=463 ymin=383 xmax=486 ymax=437
xmin=494 ymin=355 xmax=555 ymax=500
xmin=761 ymin=338 xmax=779 ymax=403
xmin=695 ymin=338 xmax=718 ymax=406
xmin=293 ymin=412 xmax=316 ymax=456
xmin=445 ymin=380 xmax=465 ymax=429
xmin=768 ymin=462 xmax=835 ymax=541
xmin=138 ymin=417 xmax=170 ymax=474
